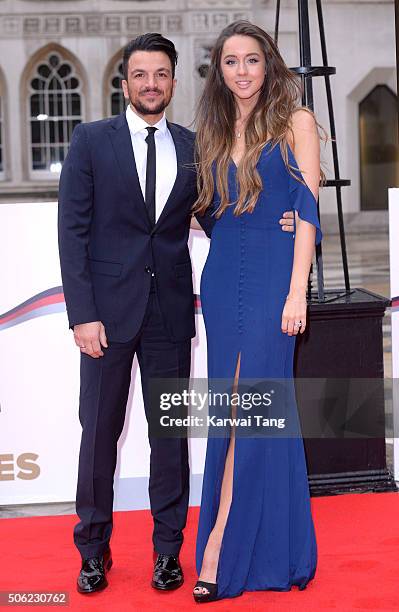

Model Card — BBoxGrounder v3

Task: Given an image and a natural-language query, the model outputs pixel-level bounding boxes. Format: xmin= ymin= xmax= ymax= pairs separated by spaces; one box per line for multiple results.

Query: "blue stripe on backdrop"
xmin=114 ymin=473 xmax=204 ymax=511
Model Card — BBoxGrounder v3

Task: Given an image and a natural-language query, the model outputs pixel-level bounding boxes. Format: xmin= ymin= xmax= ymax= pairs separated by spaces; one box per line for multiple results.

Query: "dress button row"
xmin=238 ymin=222 xmax=245 ymax=336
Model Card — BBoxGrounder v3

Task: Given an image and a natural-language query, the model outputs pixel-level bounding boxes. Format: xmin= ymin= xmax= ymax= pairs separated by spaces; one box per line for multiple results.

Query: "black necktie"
xmin=145 ymin=126 xmax=157 ymax=226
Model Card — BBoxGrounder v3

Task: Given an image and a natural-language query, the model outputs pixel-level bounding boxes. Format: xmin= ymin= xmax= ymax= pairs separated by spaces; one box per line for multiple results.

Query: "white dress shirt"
xmin=126 ymin=105 xmax=177 ymax=223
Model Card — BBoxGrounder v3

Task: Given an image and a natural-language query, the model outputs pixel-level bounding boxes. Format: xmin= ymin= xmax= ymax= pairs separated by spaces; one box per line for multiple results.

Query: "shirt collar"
xmin=126 ymin=105 xmax=168 ymax=136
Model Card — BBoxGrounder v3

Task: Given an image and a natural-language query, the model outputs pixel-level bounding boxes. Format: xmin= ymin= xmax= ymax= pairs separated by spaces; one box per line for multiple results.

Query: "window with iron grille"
xmin=29 ymin=52 xmax=82 ymax=176
xmin=110 ymin=61 xmax=125 ymax=117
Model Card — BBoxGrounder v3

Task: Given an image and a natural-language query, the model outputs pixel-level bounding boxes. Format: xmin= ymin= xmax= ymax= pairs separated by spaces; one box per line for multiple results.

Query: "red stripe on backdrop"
xmin=0 ymin=292 xmax=65 ymax=324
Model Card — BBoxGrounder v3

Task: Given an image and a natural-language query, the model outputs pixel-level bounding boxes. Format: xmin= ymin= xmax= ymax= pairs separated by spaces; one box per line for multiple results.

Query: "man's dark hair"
xmin=122 ymin=33 xmax=178 ymax=80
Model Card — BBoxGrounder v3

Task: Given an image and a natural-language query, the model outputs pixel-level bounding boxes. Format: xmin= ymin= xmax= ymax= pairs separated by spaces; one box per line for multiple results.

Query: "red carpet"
xmin=0 ymin=492 xmax=398 ymax=611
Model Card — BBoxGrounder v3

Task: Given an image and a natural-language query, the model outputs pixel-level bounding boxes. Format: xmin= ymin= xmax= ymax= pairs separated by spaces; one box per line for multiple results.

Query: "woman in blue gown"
xmin=192 ymin=21 xmax=323 ymax=603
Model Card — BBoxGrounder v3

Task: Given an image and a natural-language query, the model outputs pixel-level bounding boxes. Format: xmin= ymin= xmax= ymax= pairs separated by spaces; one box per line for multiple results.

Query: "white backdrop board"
xmin=0 ymin=202 xmax=210 ymax=508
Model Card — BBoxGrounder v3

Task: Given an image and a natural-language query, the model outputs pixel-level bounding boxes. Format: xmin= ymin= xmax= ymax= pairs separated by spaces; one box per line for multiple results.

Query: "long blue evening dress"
xmin=195 ymin=141 xmax=322 ymax=600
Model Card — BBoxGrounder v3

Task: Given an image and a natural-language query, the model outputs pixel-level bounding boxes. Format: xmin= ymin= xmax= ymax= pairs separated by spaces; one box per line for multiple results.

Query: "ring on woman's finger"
xmin=293 ymin=321 xmax=302 ymax=329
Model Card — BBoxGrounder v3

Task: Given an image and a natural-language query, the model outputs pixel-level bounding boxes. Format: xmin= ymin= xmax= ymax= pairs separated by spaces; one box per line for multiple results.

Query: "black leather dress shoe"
xmin=77 ymin=548 xmax=113 ymax=594
xmin=151 ymin=553 xmax=184 ymax=591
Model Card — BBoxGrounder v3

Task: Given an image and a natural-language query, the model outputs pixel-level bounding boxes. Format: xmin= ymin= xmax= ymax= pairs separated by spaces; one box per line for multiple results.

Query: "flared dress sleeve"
xmin=288 ymin=161 xmax=323 ymax=246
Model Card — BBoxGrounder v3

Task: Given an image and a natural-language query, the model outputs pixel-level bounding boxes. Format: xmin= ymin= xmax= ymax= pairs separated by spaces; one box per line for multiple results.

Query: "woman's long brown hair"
xmin=193 ymin=20 xmax=324 ymax=218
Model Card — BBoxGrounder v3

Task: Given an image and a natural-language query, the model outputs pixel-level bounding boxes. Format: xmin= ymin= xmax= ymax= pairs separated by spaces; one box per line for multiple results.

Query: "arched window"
xmin=29 ymin=52 xmax=82 ymax=175
xmin=359 ymin=85 xmax=399 ymax=210
xmin=109 ymin=60 xmax=125 ymax=117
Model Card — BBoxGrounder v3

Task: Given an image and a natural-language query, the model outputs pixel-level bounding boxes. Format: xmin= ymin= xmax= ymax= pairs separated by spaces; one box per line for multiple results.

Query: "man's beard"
xmin=130 ymin=90 xmax=172 ymax=116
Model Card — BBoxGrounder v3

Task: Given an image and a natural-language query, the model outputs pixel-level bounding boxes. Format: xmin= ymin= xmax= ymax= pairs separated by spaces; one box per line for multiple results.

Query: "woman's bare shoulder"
xmin=287 ymin=108 xmax=317 ymax=149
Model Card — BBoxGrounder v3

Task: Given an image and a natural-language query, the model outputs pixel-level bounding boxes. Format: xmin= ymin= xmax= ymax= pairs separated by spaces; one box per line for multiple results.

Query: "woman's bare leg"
xmin=194 ymin=353 xmax=241 ymax=594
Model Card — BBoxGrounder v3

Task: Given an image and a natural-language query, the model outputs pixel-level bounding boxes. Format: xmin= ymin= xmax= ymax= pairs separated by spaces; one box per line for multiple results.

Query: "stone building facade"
xmin=0 ymin=0 xmax=396 ymax=227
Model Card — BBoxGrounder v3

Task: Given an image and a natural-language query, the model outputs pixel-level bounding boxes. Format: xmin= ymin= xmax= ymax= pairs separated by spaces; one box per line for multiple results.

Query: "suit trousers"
xmin=74 ymin=280 xmax=191 ymax=560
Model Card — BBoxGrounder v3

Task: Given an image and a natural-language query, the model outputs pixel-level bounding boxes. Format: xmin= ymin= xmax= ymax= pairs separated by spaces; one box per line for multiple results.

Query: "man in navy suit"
xmin=58 ymin=32 xmax=294 ymax=595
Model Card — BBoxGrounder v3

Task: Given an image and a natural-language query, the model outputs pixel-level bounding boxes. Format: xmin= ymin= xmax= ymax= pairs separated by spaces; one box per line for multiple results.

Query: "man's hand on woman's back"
xmin=280 ymin=210 xmax=294 ymax=231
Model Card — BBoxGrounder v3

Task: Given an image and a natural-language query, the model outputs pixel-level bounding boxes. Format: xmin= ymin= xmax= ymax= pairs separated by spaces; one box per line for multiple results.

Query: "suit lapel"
xmin=154 ymin=121 xmax=194 ymax=230
xmin=108 ymin=113 xmax=152 ymax=229
xmin=108 ymin=114 xmax=194 ymax=231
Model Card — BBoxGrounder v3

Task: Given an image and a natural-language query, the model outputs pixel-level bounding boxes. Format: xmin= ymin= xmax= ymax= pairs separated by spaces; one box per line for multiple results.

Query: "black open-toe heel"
xmin=193 ymin=580 xmax=218 ymax=603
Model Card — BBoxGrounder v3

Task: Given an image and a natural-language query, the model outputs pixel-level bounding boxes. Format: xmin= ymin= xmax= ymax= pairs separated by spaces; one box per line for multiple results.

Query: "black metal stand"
xmin=275 ymin=0 xmax=351 ymax=300
xmin=275 ymin=0 xmax=396 ymax=495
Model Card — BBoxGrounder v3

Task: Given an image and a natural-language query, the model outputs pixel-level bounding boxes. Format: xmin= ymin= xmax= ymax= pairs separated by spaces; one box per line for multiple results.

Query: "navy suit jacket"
xmin=58 ymin=112 xmax=214 ymax=343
